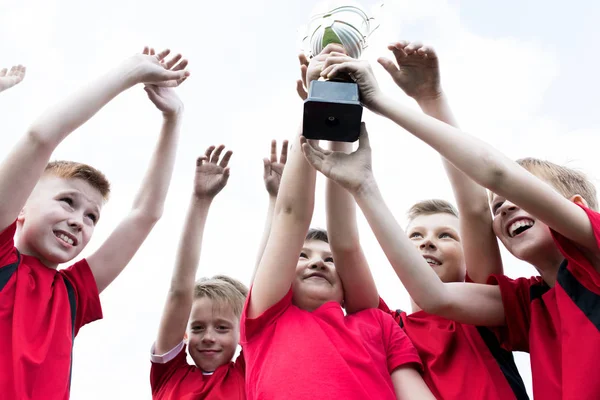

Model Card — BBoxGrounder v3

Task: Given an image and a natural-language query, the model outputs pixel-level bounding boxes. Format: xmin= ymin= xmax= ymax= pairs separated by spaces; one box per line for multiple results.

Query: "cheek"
xmin=492 ymin=219 xmax=503 ymax=239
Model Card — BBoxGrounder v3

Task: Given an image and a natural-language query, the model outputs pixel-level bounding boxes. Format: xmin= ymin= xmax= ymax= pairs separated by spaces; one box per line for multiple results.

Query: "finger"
xmin=143 ymin=85 xmax=160 ymax=103
xmin=280 ymin=140 xmax=289 ymax=164
xmin=155 ymin=48 xmax=171 ymax=61
xmin=159 ymin=69 xmax=191 ymax=84
xmin=377 ymin=57 xmax=399 ymax=76
xmin=270 ymin=140 xmax=277 ymax=163
xmin=223 ymin=167 xmax=231 ymax=179
xmin=298 ymin=53 xmax=309 ymax=67
xmin=321 ymin=43 xmax=346 ymax=55
xmin=358 ymin=122 xmax=371 ymax=150
xmin=404 ymin=41 xmax=423 ymax=54
xmin=204 ymin=145 xmax=216 ymax=159
xmin=171 ymin=59 xmax=188 ymax=71
xmin=301 ymin=141 xmax=325 ymax=171
xmin=325 ymin=62 xmax=357 ymax=80
xmin=300 ymin=64 xmax=308 ymax=90
xmin=418 ymin=45 xmax=437 ymax=59
xmin=143 ymin=46 xmax=150 ymax=55
xmin=393 ymin=40 xmax=409 ymax=50
xmin=150 ymin=48 xmax=156 ymax=56
xmin=196 ymin=156 xmax=208 ymax=167
xmin=296 ymin=79 xmax=308 ymax=100
xmin=219 ymin=150 xmax=233 ymax=168
xmin=390 ymin=46 xmax=408 ymax=64
xmin=263 ymin=158 xmax=271 ymax=179
xmin=164 ymin=53 xmax=182 ymax=70
xmin=323 ymin=55 xmax=353 ymax=69
xmin=211 ymin=145 xmax=225 ymax=164
xmin=0 ymin=68 xmax=6 ymax=77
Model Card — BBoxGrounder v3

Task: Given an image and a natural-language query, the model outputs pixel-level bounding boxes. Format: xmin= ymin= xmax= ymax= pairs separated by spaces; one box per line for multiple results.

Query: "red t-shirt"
xmin=150 ymin=343 xmax=246 ymax=400
xmin=240 ymin=288 xmax=422 ymax=400
xmin=488 ymin=205 xmax=600 ymax=400
xmin=0 ymin=222 xmax=103 ymax=400
xmin=379 ymin=299 xmax=528 ymax=400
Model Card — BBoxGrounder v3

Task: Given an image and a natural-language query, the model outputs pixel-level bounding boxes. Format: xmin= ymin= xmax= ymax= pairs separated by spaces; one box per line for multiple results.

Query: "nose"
xmin=499 ymin=200 xmax=519 ymax=216
xmin=202 ymin=329 xmax=216 ymax=344
xmin=419 ymin=238 xmax=436 ymax=250
xmin=67 ymin=215 xmax=83 ymax=231
xmin=309 ymin=259 xmax=327 ymax=271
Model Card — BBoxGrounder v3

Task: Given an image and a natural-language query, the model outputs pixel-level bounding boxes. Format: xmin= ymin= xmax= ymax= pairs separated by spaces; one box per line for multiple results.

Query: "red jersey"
xmin=489 ymin=205 xmax=600 ymax=399
xmin=379 ymin=299 xmax=528 ymax=400
xmin=240 ymin=289 xmax=422 ymax=400
xmin=150 ymin=342 xmax=246 ymax=400
xmin=0 ymin=221 xmax=103 ymax=400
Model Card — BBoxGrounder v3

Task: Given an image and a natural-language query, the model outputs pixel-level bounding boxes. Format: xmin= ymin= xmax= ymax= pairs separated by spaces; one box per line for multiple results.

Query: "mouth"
xmin=304 ymin=272 xmax=330 ymax=283
xmin=506 ymin=217 xmax=535 ymax=238
xmin=422 ymin=255 xmax=442 ymax=267
xmin=198 ymin=349 xmax=222 ymax=356
xmin=53 ymin=230 xmax=78 ymax=246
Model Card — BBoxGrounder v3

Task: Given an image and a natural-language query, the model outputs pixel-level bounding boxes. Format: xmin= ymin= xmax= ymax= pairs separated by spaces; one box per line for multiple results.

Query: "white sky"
xmin=2 ymin=0 xmax=600 ymax=398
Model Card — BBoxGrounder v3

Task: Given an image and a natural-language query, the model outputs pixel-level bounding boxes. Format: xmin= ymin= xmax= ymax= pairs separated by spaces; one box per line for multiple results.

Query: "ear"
xmin=17 ymin=208 xmax=26 ymax=223
xmin=570 ymin=194 xmax=588 ymax=208
xmin=183 ymin=331 xmax=189 ymax=344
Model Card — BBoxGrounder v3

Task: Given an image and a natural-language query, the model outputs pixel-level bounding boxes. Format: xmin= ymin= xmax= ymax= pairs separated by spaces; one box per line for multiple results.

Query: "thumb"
xmin=296 ymin=79 xmax=308 ymax=100
xmin=300 ymin=140 xmax=325 ymax=172
xmin=161 ymin=69 xmax=190 ymax=81
xmin=144 ymin=85 xmax=159 ymax=102
xmin=358 ymin=123 xmax=371 ymax=150
xmin=377 ymin=57 xmax=399 ymax=76
xmin=263 ymin=158 xmax=271 ymax=179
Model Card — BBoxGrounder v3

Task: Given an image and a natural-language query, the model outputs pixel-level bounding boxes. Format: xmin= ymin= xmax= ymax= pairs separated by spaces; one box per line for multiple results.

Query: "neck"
xmin=14 ymin=240 xmax=58 ymax=269
xmin=527 ymin=250 xmax=564 ymax=287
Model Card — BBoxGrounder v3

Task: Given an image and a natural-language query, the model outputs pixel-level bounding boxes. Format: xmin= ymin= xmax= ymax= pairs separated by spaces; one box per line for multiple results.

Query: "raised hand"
xmin=296 ymin=53 xmax=309 ymax=100
xmin=378 ymin=41 xmax=442 ymax=101
xmin=263 ymin=139 xmax=288 ymax=196
xmin=194 ymin=145 xmax=232 ymax=199
xmin=320 ymin=54 xmax=382 ymax=109
xmin=128 ymin=46 xmax=190 ymax=87
xmin=301 ymin=123 xmax=373 ymax=194
xmin=0 ymin=65 xmax=26 ymax=93
xmin=144 ymin=84 xmax=184 ymax=116
xmin=306 ymin=44 xmax=347 ymax=87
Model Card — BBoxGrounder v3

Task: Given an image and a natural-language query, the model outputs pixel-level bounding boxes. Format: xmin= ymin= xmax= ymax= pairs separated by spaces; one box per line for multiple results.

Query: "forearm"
xmin=327 ymin=142 xmax=379 ymax=312
xmin=253 ymin=195 xmax=276 ymax=281
xmin=354 ymin=180 xmax=450 ymax=313
xmin=417 ymin=94 xmax=503 ymax=281
xmin=131 ymin=114 xmax=182 ymax=221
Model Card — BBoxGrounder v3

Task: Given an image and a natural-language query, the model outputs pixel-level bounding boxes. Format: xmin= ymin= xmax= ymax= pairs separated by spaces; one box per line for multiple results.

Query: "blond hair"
xmin=407 ymin=199 xmax=459 ymax=225
xmin=44 ymin=161 xmax=110 ymax=201
xmin=515 ymin=158 xmax=598 ymax=210
xmin=194 ymin=275 xmax=248 ymax=318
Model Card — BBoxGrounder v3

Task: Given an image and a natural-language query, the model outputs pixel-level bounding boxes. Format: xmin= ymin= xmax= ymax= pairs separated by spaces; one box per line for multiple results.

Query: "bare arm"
xmin=301 ymin=128 xmax=506 ymax=326
xmin=391 ymin=366 xmax=436 ymax=400
xmin=0 ymin=48 xmax=189 ymax=233
xmin=88 ymin=57 xmax=189 ymax=292
xmin=322 ymin=57 xmax=598 ymax=254
xmin=380 ymin=41 xmax=503 ymax=282
xmin=0 ymin=64 xmax=26 ymax=94
xmin=326 ymin=141 xmax=378 ymax=312
xmin=253 ymin=140 xmax=288 ymax=281
xmin=249 ymin=131 xmax=317 ymax=319
xmin=155 ymin=147 xmax=232 ymax=355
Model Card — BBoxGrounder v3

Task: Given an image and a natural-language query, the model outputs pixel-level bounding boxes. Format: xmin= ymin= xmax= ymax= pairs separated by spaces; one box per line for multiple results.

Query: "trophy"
xmin=302 ymin=4 xmax=376 ymax=142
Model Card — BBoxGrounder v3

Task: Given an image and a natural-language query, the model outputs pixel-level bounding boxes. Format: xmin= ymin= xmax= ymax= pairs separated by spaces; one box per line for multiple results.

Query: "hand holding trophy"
xmin=302 ymin=4 xmax=376 ymax=142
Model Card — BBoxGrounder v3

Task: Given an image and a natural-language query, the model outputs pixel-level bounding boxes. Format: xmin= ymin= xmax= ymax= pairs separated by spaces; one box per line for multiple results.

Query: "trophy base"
xmin=303 ymin=80 xmax=363 ymax=142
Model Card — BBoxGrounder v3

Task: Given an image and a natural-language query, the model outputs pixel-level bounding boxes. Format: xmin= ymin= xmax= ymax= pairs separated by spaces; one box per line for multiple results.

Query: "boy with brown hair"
xmin=302 ymin=48 xmax=600 ymax=399
xmin=0 ymin=47 xmax=189 ymax=400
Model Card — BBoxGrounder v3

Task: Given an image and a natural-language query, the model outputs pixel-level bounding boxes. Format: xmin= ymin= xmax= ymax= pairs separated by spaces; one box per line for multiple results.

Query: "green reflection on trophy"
xmin=302 ymin=5 xmax=375 ymax=142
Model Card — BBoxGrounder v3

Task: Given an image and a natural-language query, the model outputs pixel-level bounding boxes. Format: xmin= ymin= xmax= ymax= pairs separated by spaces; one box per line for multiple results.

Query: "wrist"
xmin=415 ymin=91 xmax=447 ymax=110
xmin=354 ymin=176 xmax=379 ymax=200
xmin=191 ymin=194 xmax=214 ymax=206
xmin=163 ymin=107 xmax=184 ymax=120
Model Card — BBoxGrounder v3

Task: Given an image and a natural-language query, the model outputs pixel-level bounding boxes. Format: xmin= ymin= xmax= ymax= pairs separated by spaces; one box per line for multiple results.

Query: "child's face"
xmin=17 ymin=176 xmax=102 ymax=267
xmin=490 ymin=194 xmax=558 ymax=264
xmin=188 ymin=297 xmax=240 ymax=373
xmin=292 ymin=239 xmax=344 ymax=311
xmin=407 ymin=213 xmax=465 ymax=283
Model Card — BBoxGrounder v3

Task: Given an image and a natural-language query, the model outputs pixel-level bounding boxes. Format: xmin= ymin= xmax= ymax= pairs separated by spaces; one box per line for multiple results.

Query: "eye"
xmin=409 ymin=232 xmax=422 ymax=239
xmin=60 ymin=197 xmax=73 ymax=206
xmin=299 ymin=252 xmax=308 ymax=259
xmin=439 ymin=232 xmax=453 ymax=239
xmin=492 ymin=201 xmax=504 ymax=215
xmin=216 ymin=325 xmax=230 ymax=332
xmin=86 ymin=213 xmax=98 ymax=223
xmin=191 ymin=325 xmax=205 ymax=332
xmin=325 ymin=257 xmax=334 ymax=263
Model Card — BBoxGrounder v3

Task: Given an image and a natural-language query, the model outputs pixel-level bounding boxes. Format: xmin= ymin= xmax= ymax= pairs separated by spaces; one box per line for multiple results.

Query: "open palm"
xmin=0 ymin=65 xmax=26 ymax=93
xmin=194 ymin=145 xmax=232 ymax=199
xmin=263 ymin=139 xmax=288 ymax=196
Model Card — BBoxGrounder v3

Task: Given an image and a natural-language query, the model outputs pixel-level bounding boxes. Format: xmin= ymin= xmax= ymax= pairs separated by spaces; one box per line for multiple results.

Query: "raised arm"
xmin=301 ymin=128 xmax=506 ymax=327
xmin=322 ymin=56 xmax=598 ymax=256
xmin=0 ymin=64 xmax=26 ymax=94
xmin=326 ymin=141 xmax=378 ymax=313
xmin=0 ymin=48 xmax=189 ymax=233
xmin=88 ymin=51 xmax=189 ymax=292
xmin=155 ymin=146 xmax=232 ymax=355
xmin=379 ymin=41 xmax=503 ymax=282
xmin=253 ymin=139 xmax=288 ymax=279
xmin=392 ymin=366 xmax=436 ymax=400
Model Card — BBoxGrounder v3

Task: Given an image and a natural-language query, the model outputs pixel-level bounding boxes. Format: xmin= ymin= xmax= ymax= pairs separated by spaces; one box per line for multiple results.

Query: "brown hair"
xmin=515 ymin=158 xmax=598 ymax=210
xmin=305 ymin=228 xmax=329 ymax=243
xmin=407 ymin=199 xmax=458 ymax=225
xmin=194 ymin=275 xmax=248 ymax=318
xmin=44 ymin=161 xmax=110 ymax=201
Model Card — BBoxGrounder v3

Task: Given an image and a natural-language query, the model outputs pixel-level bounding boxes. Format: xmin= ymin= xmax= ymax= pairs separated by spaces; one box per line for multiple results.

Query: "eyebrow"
xmin=57 ymin=190 xmax=101 ymax=215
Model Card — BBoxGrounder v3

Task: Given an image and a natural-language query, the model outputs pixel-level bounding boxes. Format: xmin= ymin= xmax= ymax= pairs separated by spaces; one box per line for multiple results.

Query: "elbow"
xmin=479 ymin=153 xmax=510 ymax=193
xmin=416 ymin=293 xmax=454 ymax=316
xmin=132 ymin=207 xmax=163 ymax=227
xmin=26 ymin=127 xmax=56 ymax=151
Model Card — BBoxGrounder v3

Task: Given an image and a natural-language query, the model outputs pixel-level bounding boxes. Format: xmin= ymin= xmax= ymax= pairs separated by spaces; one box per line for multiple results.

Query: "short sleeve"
xmin=0 ymin=221 xmax=18 ymax=269
xmin=240 ymin=287 xmax=293 ymax=343
xmin=487 ymin=274 xmax=539 ymax=351
xmin=379 ymin=310 xmax=422 ymax=373
xmin=378 ymin=297 xmax=403 ymax=325
xmin=150 ymin=342 xmax=190 ymax=395
xmin=234 ymin=351 xmax=245 ymax=375
xmin=60 ymin=259 xmax=103 ymax=335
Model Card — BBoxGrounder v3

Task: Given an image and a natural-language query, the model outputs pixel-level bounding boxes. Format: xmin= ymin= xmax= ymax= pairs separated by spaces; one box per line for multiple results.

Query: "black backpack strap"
xmin=395 ymin=309 xmax=405 ymax=328
xmin=63 ymin=276 xmax=77 ymax=389
xmin=0 ymin=250 xmax=21 ymax=291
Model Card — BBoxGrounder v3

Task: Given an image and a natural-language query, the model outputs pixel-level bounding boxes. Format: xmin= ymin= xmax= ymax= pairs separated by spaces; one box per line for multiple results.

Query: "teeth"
xmin=509 ymin=220 xmax=534 ymax=237
xmin=424 ymin=257 xmax=440 ymax=266
xmin=58 ymin=233 xmax=74 ymax=245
